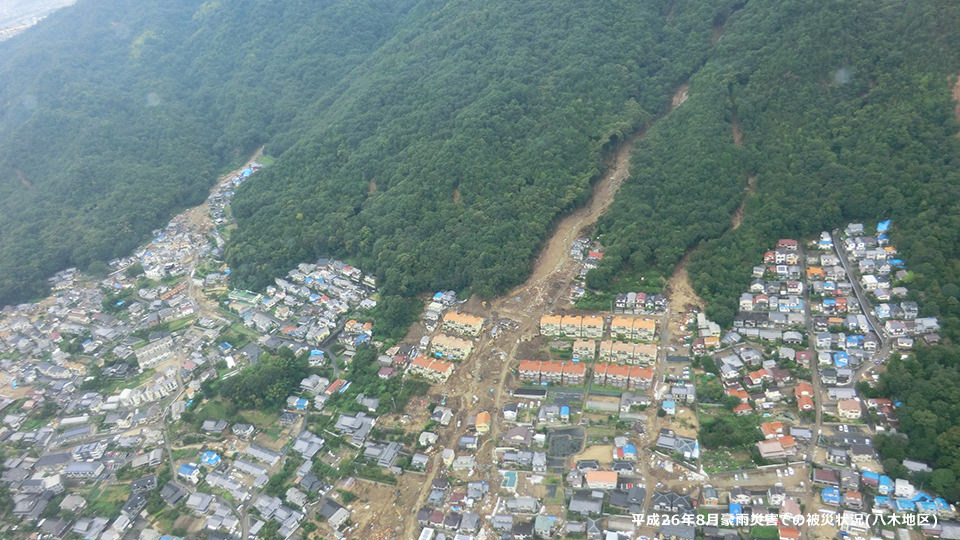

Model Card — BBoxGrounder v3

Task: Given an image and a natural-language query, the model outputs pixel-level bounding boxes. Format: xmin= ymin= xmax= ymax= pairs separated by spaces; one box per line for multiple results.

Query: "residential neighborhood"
xmin=0 ymin=152 xmax=955 ymax=540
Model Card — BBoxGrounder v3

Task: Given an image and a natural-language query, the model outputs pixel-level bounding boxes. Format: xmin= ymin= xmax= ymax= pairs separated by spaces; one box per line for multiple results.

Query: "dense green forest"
xmin=0 ymin=0 xmax=419 ymax=304
xmin=226 ymin=0 xmax=744 ymax=297
xmin=590 ymin=0 xmax=960 ymax=491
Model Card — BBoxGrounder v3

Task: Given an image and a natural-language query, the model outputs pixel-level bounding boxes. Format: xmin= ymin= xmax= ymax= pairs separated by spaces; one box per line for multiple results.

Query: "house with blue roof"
xmin=935 ymin=498 xmax=952 ymax=513
xmin=662 ymin=401 xmax=676 ymax=415
xmin=560 ymin=406 xmax=570 ymax=421
xmin=729 ymin=503 xmax=743 ymax=517
xmin=177 ymin=463 xmax=200 ymax=484
xmin=200 ymin=451 xmax=221 ymax=467
xmin=295 ymin=398 xmax=309 ymax=410
xmin=821 ymin=487 xmax=841 ymax=506
xmin=878 ymin=475 xmax=893 ymax=495
xmin=894 ymin=499 xmax=916 ymax=512
xmin=833 ymin=351 xmax=849 ymax=367
xmin=845 ymin=335 xmax=863 ymax=349
xmin=218 ymin=342 xmax=232 ymax=353
xmin=917 ymin=500 xmax=938 ymax=514
xmin=873 ymin=496 xmax=893 ymax=513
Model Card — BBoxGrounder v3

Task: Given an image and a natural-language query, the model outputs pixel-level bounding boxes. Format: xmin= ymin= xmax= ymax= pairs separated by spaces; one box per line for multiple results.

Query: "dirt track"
xmin=953 ymin=74 xmax=960 ymax=128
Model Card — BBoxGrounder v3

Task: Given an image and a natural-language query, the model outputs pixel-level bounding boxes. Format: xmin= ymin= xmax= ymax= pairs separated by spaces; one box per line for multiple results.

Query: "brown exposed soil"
xmin=369 ymin=180 xmax=377 ymax=194
xmin=953 ymin=74 xmax=960 ymax=128
xmin=672 ymin=84 xmax=689 ymax=109
xmin=712 ymin=25 xmax=724 ymax=44
xmin=15 ymin=169 xmax=32 ymax=188
xmin=731 ymin=108 xmax=743 ymax=147
xmin=730 ymin=174 xmax=756 ymax=231
xmin=666 ymin=249 xmax=705 ymax=316
xmin=397 ymin=84 xmax=694 ymax=539
xmin=453 ymin=186 xmax=460 ymax=204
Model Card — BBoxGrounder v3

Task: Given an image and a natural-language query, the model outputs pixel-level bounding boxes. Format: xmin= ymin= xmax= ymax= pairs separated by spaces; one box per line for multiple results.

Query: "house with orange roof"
xmin=573 ymin=340 xmax=597 ymax=361
xmin=581 ymin=315 xmax=604 ymax=338
xmin=760 ymin=422 xmax=784 ymax=439
xmin=634 ymin=342 xmax=657 ymax=364
xmin=610 ymin=316 xmax=635 ymax=338
xmin=442 ymin=312 xmax=485 ymax=336
xmin=430 ymin=334 xmax=474 ymax=361
xmin=561 ymin=315 xmax=583 ymax=337
xmin=779 ymin=526 xmax=801 ymax=540
xmin=539 ymin=315 xmax=562 ymax=336
xmin=794 ymin=381 xmax=813 ymax=398
xmin=733 ymin=402 xmax=754 ymax=416
xmin=798 ymin=395 xmax=814 ymax=411
xmin=597 ymin=340 xmax=615 ymax=362
xmin=628 ymin=366 xmax=653 ymax=389
xmin=518 ymin=360 xmax=542 ymax=383
xmin=611 ymin=341 xmax=635 ymax=363
xmin=806 ymin=266 xmax=825 ymax=279
xmin=584 ymin=470 xmax=618 ymax=490
xmin=748 ymin=369 xmax=770 ymax=386
xmin=407 ymin=356 xmax=454 ymax=383
xmin=837 ymin=399 xmax=862 ymax=420
xmin=475 ymin=411 xmax=491 ymax=434
xmin=562 ymin=362 xmax=586 ymax=385
xmin=595 ymin=362 xmax=629 ymax=388
xmin=540 ymin=361 xmax=564 ymax=384
xmin=727 ymin=388 xmax=749 ymax=402
xmin=777 ymin=435 xmax=796 ymax=453
xmin=633 ymin=317 xmax=656 ymax=340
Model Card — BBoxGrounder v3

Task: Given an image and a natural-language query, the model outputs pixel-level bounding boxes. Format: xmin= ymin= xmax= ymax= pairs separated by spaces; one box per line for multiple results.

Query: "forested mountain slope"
xmin=589 ymin=0 xmax=960 ymax=495
xmin=226 ymin=0 xmax=741 ymax=296
xmin=0 ymin=0 xmax=418 ymax=304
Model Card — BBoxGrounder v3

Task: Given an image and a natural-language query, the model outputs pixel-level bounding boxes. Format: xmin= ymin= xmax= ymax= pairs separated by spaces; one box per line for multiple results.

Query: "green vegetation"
xmin=584 ymin=0 xmax=960 ymax=484
xmin=592 ymin=0 xmax=960 ymax=333
xmin=208 ymin=348 xmax=309 ymax=410
xmin=324 ymin=344 xmax=430 ymax=414
xmin=873 ymin=347 xmax=960 ymax=501
xmin=223 ymin=0 xmax=743 ymax=298
xmin=698 ymin=410 xmax=761 ymax=450
xmin=0 ymin=0 xmax=421 ymax=305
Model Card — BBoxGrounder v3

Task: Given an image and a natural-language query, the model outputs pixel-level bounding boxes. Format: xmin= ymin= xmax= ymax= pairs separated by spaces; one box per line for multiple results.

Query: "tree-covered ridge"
xmin=225 ymin=0 xmax=743 ymax=297
xmin=594 ymin=0 xmax=960 ymax=333
xmin=0 ymin=0 xmax=418 ymax=304
xmin=591 ymin=0 xmax=960 ymax=487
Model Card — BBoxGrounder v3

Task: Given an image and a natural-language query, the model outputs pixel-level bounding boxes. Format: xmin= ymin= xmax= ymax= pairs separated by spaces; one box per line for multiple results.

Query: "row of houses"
xmin=517 ymin=360 xmax=587 ymax=386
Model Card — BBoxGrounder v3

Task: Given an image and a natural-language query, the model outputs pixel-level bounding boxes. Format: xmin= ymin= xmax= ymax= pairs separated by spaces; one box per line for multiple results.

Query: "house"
xmin=442 ymin=312 xmax=484 ymax=336
xmin=733 ymin=403 xmax=753 ymax=416
xmin=843 ymin=490 xmax=863 ymax=509
xmin=569 ymin=490 xmax=604 ymax=515
xmin=651 ymin=491 xmax=694 ymax=515
xmin=540 ymin=315 xmax=562 ymax=336
xmin=584 ymin=470 xmax=617 ymax=490
xmin=506 ymin=496 xmax=540 ymax=514
xmin=430 ymin=334 xmax=473 ymax=361
xmin=821 ymin=487 xmax=841 ymax=506
xmin=760 ymin=422 xmax=784 ymax=439
xmin=813 ymin=468 xmax=840 ymax=486
xmin=407 ymin=356 xmax=455 ymax=383
xmin=177 ymin=463 xmax=200 ymax=484
xmin=837 ymin=399 xmax=862 ymax=420
xmin=319 ymin=498 xmax=350 ymax=529
xmin=756 ymin=439 xmax=787 ymax=459
xmin=475 ymin=411 xmax=491 ymax=434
